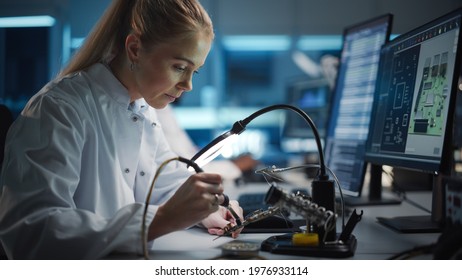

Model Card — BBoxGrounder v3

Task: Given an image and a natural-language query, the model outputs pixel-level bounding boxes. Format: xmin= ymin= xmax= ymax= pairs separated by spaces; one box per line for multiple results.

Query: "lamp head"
xmin=190 ymin=104 xmax=327 ymax=179
xmin=190 ymin=121 xmax=246 ymax=168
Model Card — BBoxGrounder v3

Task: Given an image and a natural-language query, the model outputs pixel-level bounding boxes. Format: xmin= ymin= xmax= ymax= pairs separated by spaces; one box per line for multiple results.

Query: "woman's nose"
xmin=177 ymin=75 xmax=193 ymax=92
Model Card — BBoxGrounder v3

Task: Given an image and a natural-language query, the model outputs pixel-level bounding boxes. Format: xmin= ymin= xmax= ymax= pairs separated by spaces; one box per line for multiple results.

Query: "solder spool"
xmin=293 ymin=225 xmax=319 ymax=246
xmin=292 ymin=232 xmax=319 ymax=246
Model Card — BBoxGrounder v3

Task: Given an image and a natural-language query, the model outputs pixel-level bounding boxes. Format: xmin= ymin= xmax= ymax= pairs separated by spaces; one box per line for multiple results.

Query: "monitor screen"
xmin=365 ymin=8 xmax=462 ymax=233
xmin=281 ymin=79 xmax=330 ymax=153
xmin=365 ymin=9 xmax=461 ymax=175
xmin=324 ymin=14 xmax=393 ymax=197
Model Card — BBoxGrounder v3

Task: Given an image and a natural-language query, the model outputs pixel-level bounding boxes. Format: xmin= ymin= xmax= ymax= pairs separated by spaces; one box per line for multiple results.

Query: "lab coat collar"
xmin=86 ymin=63 xmax=132 ymax=110
xmin=86 ymin=63 xmax=149 ymax=119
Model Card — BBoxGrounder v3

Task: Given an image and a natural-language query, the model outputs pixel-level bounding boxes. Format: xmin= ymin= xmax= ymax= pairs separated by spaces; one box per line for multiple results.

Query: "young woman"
xmin=0 ymin=0 xmax=242 ymax=259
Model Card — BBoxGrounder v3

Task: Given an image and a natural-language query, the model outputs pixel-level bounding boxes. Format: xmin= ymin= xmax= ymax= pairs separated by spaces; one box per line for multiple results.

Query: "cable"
xmin=388 ymin=243 xmax=435 ymax=260
xmin=382 ymin=168 xmax=432 ymax=214
xmin=141 ymin=156 xmax=202 ymax=260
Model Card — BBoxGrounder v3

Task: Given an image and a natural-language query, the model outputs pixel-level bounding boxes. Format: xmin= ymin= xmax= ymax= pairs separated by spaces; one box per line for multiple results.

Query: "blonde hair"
xmin=59 ymin=0 xmax=214 ymax=77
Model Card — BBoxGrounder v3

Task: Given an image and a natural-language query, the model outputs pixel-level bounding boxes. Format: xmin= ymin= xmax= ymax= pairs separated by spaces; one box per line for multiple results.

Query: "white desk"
xmin=139 ymin=182 xmax=441 ymax=260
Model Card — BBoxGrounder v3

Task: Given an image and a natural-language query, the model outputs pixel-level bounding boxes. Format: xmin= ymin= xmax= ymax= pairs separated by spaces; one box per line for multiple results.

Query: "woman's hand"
xmin=148 ymin=173 xmax=223 ymax=240
xmin=200 ymin=200 xmax=244 ymax=238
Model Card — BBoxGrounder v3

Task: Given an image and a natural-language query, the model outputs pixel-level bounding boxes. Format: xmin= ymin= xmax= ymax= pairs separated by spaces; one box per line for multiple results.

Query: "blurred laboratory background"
xmin=0 ymin=0 xmax=460 ymax=168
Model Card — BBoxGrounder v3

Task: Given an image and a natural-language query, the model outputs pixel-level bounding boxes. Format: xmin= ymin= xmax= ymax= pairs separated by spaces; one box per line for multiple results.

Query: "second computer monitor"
xmin=365 ymin=7 xmax=462 ymax=232
xmin=324 ymin=14 xmax=394 ymax=203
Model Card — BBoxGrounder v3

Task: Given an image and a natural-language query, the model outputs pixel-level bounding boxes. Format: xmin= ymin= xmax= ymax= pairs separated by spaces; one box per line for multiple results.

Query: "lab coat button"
xmin=140 ymin=171 xmax=145 ymax=176
xmin=131 ymin=116 xmax=138 ymax=122
xmin=151 ymin=122 xmax=157 ymax=127
xmin=124 ymin=168 xmax=130 ymax=173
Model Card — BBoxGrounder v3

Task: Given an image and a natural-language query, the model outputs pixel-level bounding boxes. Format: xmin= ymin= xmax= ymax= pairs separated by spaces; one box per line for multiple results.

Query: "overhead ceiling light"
xmin=222 ymin=35 xmax=291 ymax=51
xmin=297 ymin=35 xmax=342 ymax=51
xmin=0 ymin=15 xmax=56 ymax=28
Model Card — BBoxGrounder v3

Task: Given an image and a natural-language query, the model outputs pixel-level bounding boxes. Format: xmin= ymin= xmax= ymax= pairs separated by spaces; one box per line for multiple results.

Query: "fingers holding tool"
xmin=201 ymin=195 xmax=244 ymax=239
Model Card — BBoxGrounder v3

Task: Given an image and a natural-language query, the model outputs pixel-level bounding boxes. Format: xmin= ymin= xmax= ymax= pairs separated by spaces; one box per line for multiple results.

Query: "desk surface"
xmin=134 ymin=181 xmax=441 ymax=260
xmin=108 ymin=184 xmax=440 ymax=260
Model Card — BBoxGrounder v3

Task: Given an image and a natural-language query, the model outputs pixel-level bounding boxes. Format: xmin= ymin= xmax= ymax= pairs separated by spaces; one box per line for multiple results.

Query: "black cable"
xmin=178 ymin=156 xmax=203 ymax=173
xmin=387 ymin=243 xmax=435 ymax=260
xmin=382 ymin=168 xmax=431 ymax=214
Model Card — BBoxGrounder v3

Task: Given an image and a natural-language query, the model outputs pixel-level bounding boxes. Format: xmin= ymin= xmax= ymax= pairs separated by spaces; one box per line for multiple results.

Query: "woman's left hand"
xmin=200 ymin=200 xmax=244 ymax=238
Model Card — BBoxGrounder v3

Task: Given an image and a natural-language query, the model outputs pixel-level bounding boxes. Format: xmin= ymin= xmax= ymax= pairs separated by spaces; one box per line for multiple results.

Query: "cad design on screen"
xmin=367 ymin=15 xmax=460 ymax=172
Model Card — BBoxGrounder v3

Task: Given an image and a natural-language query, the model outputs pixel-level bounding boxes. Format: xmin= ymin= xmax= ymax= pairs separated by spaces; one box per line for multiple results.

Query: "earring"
xmin=129 ymin=62 xmax=135 ymax=72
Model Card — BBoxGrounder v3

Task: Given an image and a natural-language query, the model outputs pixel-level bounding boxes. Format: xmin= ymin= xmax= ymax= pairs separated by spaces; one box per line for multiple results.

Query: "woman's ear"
xmin=126 ymin=34 xmax=141 ymax=63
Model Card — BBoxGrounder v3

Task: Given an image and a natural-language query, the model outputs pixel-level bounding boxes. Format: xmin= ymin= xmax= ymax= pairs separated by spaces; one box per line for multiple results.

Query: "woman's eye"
xmin=174 ymin=65 xmax=199 ymax=75
xmin=174 ymin=66 xmax=186 ymax=72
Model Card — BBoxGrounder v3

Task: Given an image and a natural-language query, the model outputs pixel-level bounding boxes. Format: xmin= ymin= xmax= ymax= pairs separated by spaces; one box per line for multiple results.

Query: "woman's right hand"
xmin=147 ymin=172 xmax=223 ymax=240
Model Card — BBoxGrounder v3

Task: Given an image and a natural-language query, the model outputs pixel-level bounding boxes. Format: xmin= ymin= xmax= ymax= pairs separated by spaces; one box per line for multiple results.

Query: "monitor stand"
xmin=344 ymin=164 xmax=402 ymax=206
xmin=376 ymin=173 xmax=445 ymax=234
xmin=376 ymin=215 xmax=441 ymax=233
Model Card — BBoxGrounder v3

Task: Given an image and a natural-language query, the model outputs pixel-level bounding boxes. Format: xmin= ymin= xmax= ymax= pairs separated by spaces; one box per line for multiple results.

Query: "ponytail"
xmin=59 ymin=0 xmax=136 ymax=77
xmin=59 ymin=0 xmax=214 ymax=78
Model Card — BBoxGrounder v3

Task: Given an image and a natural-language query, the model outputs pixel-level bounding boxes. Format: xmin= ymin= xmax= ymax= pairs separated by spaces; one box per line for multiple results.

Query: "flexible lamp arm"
xmin=191 ymin=104 xmax=328 ymax=180
xmin=242 ymin=104 xmax=327 ymax=179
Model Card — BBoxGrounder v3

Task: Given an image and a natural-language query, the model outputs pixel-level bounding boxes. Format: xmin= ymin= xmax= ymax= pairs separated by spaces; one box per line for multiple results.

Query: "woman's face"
xmin=129 ymin=31 xmax=212 ymax=109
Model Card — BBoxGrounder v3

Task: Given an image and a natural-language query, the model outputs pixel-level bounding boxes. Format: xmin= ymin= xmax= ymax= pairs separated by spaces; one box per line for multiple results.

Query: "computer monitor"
xmin=281 ymin=78 xmax=330 ymax=154
xmin=365 ymin=7 xmax=462 ymax=233
xmin=323 ymin=14 xmax=396 ymax=205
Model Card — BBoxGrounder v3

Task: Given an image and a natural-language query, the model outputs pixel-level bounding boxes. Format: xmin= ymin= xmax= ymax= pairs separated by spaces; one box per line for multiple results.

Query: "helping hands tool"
xmin=213 ymin=206 xmax=283 ymax=240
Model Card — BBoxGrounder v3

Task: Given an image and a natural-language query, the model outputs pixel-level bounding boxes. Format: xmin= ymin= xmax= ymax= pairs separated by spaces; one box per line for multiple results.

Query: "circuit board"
xmin=409 ymin=52 xmax=449 ymax=136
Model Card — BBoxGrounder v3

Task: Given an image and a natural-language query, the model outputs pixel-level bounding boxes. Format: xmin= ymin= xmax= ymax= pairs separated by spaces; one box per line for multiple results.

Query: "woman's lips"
xmin=165 ymin=93 xmax=177 ymax=102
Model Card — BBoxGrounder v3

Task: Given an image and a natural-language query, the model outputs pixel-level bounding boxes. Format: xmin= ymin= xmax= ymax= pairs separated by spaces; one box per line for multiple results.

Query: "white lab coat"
xmin=0 ymin=63 xmax=191 ymax=259
xmin=156 ymin=105 xmax=242 ymax=181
